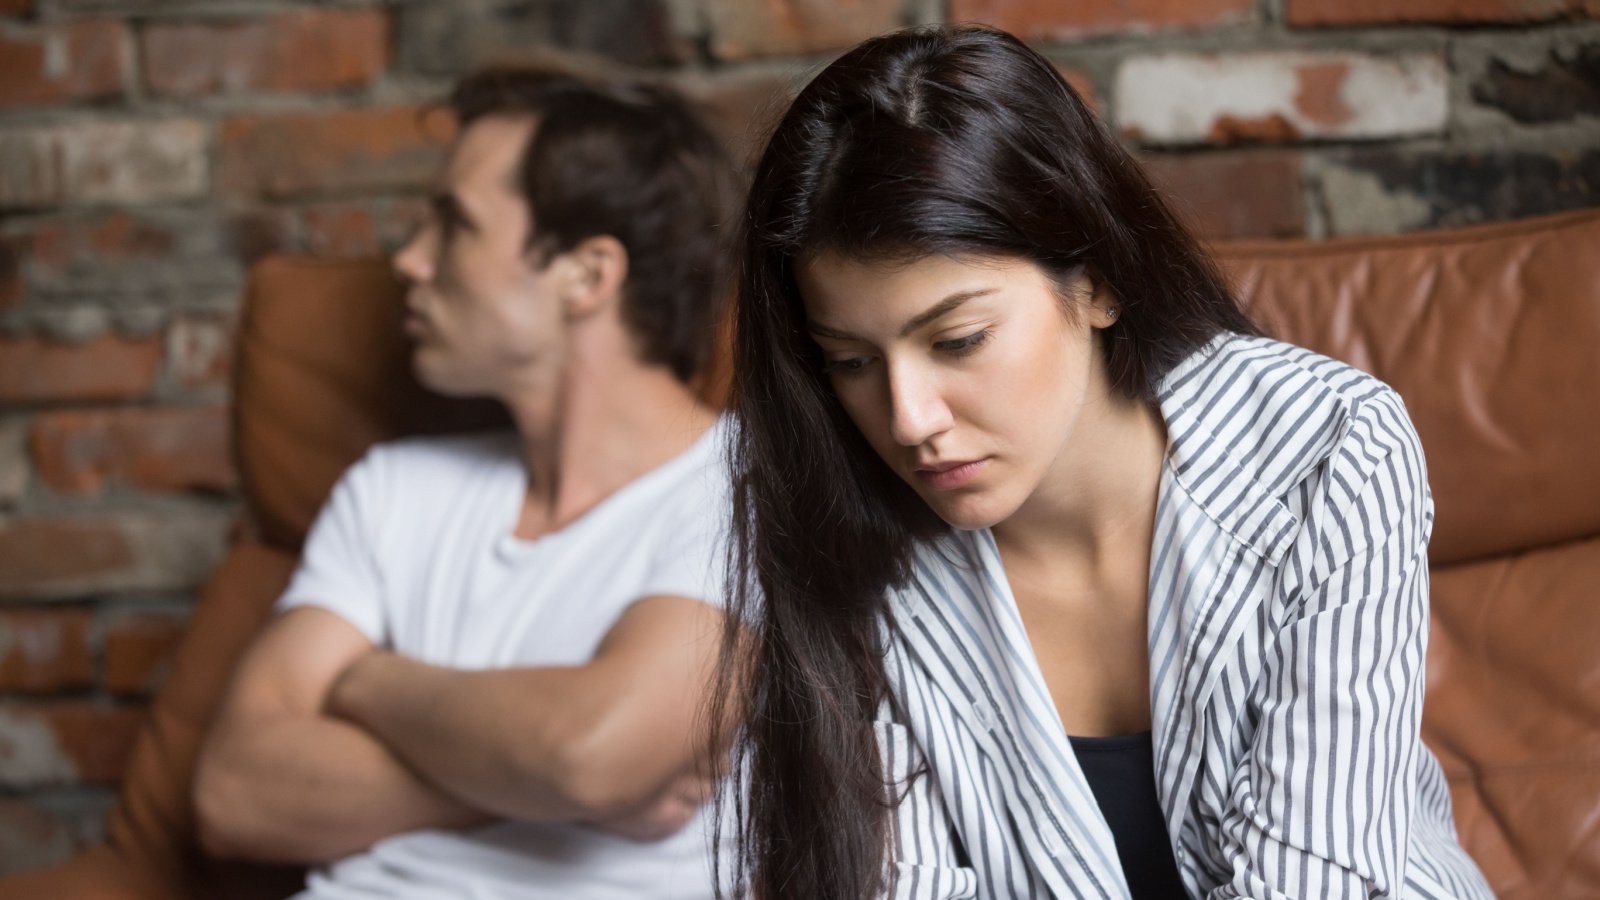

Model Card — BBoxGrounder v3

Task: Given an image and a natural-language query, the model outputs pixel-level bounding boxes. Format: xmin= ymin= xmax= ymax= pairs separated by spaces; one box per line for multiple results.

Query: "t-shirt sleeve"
xmin=275 ymin=447 xmax=390 ymax=645
xmin=637 ymin=466 xmax=733 ymax=608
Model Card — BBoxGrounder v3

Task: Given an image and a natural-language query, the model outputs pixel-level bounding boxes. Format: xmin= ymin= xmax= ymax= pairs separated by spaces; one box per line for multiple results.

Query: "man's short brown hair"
xmin=448 ymin=63 xmax=735 ymax=384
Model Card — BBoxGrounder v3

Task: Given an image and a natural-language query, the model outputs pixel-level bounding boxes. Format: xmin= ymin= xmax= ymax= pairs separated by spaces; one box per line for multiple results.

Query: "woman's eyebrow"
xmin=897 ymin=288 xmax=995 ymax=337
xmin=807 ymin=287 xmax=997 ymax=341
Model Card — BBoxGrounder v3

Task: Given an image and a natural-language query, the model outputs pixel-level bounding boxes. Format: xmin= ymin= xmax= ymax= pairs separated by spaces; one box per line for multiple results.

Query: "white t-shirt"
xmin=276 ymin=418 xmax=731 ymax=900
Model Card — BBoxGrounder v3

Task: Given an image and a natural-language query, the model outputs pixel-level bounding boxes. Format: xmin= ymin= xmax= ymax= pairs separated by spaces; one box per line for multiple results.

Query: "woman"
xmin=710 ymin=24 xmax=1492 ymax=900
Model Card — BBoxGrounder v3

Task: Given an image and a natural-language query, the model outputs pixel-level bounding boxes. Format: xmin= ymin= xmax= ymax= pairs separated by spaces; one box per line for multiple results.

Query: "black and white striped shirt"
xmin=879 ymin=334 xmax=1493 ymax=899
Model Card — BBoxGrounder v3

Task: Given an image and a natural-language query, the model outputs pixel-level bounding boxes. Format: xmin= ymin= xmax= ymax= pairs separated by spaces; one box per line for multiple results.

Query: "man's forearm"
xmin=195 ymin=710 xmax=491 ymax=864
xmin=328 ymin=652 xmax=673 ymax=823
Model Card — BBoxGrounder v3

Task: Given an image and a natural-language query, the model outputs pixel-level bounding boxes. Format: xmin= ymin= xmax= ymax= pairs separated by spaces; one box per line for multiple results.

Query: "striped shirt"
xmin=879 ymin=334 xmax=1493 ymax=899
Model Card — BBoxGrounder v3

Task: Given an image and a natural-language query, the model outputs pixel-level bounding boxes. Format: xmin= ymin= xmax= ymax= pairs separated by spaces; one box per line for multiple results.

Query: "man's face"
xmin=393 ymin=115 xmax=564 ymax=398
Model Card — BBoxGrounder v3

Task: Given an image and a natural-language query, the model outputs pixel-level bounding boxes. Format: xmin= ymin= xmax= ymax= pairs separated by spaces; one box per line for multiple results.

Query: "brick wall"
xmin=0 ymin=0 xmax=1596 ymax=878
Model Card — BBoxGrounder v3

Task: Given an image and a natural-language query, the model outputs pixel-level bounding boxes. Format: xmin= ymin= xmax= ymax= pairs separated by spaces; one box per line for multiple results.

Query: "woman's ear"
xmin=552 ymin=235 xmax=630 ymax=321
xmin=1079 ymin=266 xmax=1120 ymax=329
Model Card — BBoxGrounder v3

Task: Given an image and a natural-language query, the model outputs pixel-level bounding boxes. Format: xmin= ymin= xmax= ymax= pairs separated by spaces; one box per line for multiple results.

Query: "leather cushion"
xmin=1218 ymin=208 xmax=1600 ymax=566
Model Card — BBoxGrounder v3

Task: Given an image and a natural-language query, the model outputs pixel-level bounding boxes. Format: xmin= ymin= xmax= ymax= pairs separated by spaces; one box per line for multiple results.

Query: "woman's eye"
xmin=935 ymin=329 xmax=992 ymax=356
xmin=821 ymin=356 xmax=873 ymax=376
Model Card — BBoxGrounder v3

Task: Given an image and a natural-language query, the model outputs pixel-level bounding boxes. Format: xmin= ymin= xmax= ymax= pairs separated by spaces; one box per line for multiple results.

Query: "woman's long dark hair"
xmin=708 ymin=25 xmax=1258 ymax=899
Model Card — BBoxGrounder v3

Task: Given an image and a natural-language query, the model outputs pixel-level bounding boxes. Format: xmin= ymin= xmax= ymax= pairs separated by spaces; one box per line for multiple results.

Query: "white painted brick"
xmin=0 ymin=120 xmax=209 ymax=209
xmin=0 ymin=710 xmax=78 ymax=785
xmin=0 ymin=420 xmax=25 ymax=508
xmin=1115 ymin=52 xmax=1449 ymax=144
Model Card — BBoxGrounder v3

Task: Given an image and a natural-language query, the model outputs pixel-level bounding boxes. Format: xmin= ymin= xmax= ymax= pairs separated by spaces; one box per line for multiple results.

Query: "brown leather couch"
xmin=4 ymin=208 xmax=1597 ymax=898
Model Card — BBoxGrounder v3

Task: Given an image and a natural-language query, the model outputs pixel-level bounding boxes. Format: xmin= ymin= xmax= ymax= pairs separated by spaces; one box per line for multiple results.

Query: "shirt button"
xmin=1043 ymin=831 xmax=1065 ymax=856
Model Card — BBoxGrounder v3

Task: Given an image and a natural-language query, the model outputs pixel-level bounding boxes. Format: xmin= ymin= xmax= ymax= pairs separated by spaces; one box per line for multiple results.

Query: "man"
xmin=193 ymin=63 xmax=737 ymax=898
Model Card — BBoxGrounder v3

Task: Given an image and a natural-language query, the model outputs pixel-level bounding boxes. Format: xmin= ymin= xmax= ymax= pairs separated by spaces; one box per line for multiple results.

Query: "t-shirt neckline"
xmin=496 ymin=417 xmax=724 ymax=555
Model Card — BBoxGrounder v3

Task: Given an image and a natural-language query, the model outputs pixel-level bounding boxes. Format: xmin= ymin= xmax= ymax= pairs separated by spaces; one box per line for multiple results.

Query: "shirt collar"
xmin=1153 ymin=334 xmax=1300 ymax=567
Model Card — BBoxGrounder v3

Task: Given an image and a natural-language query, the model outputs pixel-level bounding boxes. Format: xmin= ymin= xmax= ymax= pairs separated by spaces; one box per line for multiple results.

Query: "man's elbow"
xmin=192 ymin=758 xmax=261 ymax=860
xmin=544 ymin=722 xmax=680 ymax=820
xmin=192 ymin=753 xmax=322 ymax=864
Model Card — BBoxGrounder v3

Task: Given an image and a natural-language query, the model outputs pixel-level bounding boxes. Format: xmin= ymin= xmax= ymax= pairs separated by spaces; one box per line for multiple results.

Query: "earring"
xmin=1105 ymin=305 xmax=1119 ymax=320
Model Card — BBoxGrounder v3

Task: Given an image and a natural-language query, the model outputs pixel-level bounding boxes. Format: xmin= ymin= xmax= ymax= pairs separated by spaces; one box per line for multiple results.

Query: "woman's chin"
xmin=922 ymin=489 xmax=1018 ymax=532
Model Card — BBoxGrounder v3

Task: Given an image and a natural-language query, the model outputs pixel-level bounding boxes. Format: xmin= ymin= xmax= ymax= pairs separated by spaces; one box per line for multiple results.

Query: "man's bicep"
xmin=595 ymin=594 xmax=723 ymax=660
xmin=585 ymin=596 xmax=724 ymax=748
xmin=219 ymin=606 xmax=377 ymax=722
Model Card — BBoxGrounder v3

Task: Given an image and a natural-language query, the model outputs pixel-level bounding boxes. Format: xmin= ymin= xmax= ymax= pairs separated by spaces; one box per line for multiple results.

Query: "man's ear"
xmin=552 ymin=235 xmax=629 ymax=321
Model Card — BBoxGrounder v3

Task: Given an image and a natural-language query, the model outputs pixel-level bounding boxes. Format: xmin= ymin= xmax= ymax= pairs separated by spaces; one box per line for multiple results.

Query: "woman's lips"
xmin=915 ymin=458 xmax=988 ymax=490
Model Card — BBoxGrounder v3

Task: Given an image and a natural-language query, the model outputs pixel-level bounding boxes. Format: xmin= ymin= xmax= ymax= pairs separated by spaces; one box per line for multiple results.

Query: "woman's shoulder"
xmin=1158 ymin=332 xmax=1425 ymax=502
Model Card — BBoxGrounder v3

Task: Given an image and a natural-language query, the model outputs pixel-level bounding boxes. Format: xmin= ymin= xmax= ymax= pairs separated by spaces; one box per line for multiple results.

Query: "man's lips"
xmin=403 ymin=309 xmax=430 ymax=337
xmin=914 ymin=458 xmax=988 ymax=490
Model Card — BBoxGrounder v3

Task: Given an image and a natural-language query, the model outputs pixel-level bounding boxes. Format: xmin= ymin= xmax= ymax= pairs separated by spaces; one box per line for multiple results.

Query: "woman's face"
xmin=798 ymin=251 xmax=1113 ymax=530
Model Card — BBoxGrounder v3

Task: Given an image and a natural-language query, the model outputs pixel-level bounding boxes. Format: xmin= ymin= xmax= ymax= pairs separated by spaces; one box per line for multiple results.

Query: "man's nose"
xmin=392 ymin=227 xmax=435 ymax=284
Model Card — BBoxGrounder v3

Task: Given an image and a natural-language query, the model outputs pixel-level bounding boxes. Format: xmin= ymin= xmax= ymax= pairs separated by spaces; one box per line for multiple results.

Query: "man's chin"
xmin=410 ymin=355 xmax=477 ymax=398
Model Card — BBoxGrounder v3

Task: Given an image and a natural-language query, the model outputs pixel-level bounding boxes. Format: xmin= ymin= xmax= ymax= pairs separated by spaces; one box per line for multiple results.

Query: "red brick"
xmin=1 ymin=211 xmax=184 ymax=286
xmin=303 ymin=202 xmax=381 ymax=258
xmin=143 ymin=9 xmax=388 ymax=99
xmin=1058 ymin=66 xmax=1098 ymax=114
xmin=705 ymin=0 xmax=906 ymax=60
xmin=2 ymin=211 xmax=246 ymax=307
xmin=0 ymin=508 xmax=232 ymax=600
xmin=166 ymin=314 xmax=237 ymax=391
xmin=1287 ymin=0 xmax=1597 ymax=25
xmin=0 ymin=335 xmax=161 ymax=404
xmin=100 ymin=611 xmax=185 ymax=695
xmin=952 ymin=0 xmax=1255 ymax=38
xmin=0 ymin=519 xmax=135 ymax=598
xmin=0 ymin=19 xmax=128 ymax=109
xmin=0 ymin=701 xmax=142 ymax=786
xmin=1140 ymin=151 xmax=1306 ymax=240
xmin=0 ymin=234 xmax=22 ymax=309
xmin=219 ymin=106 xmax=451 ymax=200
xmin=29 ymin=406 xmax=234 ymax=496
xmin=0 ymin=609 xmax=93 ymax=692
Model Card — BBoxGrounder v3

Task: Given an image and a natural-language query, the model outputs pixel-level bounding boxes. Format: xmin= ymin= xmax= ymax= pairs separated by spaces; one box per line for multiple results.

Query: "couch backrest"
xmin=1216 ymin=208 xmax=1600 ymax=899
xmin=1217 ymin=208 xmax=1600 ymax=566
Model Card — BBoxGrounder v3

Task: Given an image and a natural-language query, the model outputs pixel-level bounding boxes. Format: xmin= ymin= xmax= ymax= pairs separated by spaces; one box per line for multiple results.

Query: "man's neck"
xmin=501 ymin=355 xmax=716 ymax=536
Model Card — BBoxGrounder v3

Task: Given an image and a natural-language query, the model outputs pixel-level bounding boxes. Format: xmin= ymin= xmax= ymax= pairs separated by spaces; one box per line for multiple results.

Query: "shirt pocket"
xmin=876 ymin=720 xmax=979 ymax=899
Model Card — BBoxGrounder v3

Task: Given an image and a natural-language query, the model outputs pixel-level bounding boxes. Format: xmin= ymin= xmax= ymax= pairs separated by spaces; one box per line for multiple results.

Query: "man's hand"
xmin=193 ymin=607 xmax=490 ymax=864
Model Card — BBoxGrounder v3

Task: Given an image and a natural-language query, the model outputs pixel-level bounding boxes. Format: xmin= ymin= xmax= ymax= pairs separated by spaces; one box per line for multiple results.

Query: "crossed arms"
xmin=193 ymin=595 xmax=723 ymax=864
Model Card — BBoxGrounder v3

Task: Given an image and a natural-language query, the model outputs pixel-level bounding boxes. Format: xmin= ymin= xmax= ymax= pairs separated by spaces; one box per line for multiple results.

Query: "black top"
xmin=1067 ymin=730 xmax=1190 ymax=899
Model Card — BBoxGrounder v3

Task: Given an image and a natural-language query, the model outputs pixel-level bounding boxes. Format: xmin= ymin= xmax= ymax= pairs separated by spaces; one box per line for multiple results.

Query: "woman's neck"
xmin=993 ymin=388 xmax=1168 ymax=578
